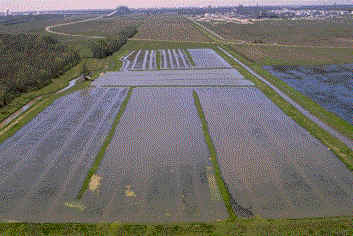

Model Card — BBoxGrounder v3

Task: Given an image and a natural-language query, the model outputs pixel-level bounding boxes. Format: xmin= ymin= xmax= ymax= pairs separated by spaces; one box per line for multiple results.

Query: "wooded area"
xmin=0 ymin=33 xmax=80 ymax=107
xmin=89 ymin=26 xmax=137 ymax=58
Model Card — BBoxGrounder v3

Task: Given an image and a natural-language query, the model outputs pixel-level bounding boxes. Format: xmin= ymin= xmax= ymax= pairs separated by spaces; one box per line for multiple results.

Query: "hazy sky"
xmin=1 ymin=0 xmax=352 ymax=11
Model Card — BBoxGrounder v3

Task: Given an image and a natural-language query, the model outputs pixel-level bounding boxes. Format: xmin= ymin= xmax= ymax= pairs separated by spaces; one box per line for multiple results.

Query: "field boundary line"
xmin=185 ymin=16 xmax=225 ymax=42
xmin=76 ymin=87 xmax=134 ymax=199
xmin=193 ymin=90 xmax=239 ymax=220
xmin=130 ymin=37 xmax=217 ymax=44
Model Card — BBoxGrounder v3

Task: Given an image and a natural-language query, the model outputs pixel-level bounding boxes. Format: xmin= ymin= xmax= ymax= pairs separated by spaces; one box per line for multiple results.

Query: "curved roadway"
xmin=45 ymin=10 xmax=118 ymax=38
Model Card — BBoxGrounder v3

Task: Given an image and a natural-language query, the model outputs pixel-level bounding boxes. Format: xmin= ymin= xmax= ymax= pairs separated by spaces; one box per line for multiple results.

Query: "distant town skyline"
xmin=1 ymin=0 xmax=352 ymax=12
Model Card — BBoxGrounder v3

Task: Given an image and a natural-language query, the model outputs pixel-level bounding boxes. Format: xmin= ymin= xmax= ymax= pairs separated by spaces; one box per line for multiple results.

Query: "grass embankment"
xmin=226 ymin=44 xmax=353 ymax=140
xmin=76 ymin=87 xmax=134 ymax=199
xmin=213 ymin=46 xmax=353 ymax=171
xmin=183 ymin=49 xmax=195 ymax=66
xmin=156 ymin=50 xmax=161 ymax=70
xmin=193 ymin=90 xmax=236 ymax=220
xmin=0 ymin=216 xmax=352 ymax=235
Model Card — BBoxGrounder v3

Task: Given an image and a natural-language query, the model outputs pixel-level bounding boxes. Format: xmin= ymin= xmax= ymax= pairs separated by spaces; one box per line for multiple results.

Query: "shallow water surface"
xmin=80 ymin=88 xmax=228 ymax=222
xmin=0 ymin=88 xmax=128 ymax=222
xmin=264 ymin=64 xmax=353 ymax=123
xmin=196 ymin=87 xmax=353 ymax=218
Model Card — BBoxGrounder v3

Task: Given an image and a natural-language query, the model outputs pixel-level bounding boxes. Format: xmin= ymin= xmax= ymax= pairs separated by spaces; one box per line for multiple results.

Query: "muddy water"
xmin=264 ymin=64 xmax=353 ymax=123
xmin=196 ymin=87 xmax=353 ymax=218
xmin=0 ymin=88 xmax=128 ymax=222
xmin=80 ymin=88 xmax=228 ymax=222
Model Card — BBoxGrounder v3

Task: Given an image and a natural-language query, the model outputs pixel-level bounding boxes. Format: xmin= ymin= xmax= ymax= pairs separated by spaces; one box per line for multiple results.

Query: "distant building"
xmin=4 ymin=9 xmax=11 ymax=16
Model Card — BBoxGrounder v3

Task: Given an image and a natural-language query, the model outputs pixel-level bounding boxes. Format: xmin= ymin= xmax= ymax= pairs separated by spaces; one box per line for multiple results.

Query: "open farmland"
xmin=0 ymin=88 xmax=128 ymax=222
xmin=0 ymin=14 xmax=97 ymax=34
xmin=200 ymin=17 xmax=353 ymax=47
xmin=196 ymin=87 xmax=353 ymax=218
xmin=53 ymin=15 xmax=144 ymax=37
xmin=264 ymin=64 xmax=353 ymax=123
xmin=80 ymin=88 xmax=228 ymax=222
xmin=231 ymin=44 xmax=353 ymax=65
xmin=133 ymin=15 xmax=212 ymax=42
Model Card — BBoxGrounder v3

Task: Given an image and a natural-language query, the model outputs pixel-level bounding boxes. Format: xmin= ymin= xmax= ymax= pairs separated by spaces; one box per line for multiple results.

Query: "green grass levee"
xmin=183 ymin=49 xmax=195 ymax=66
xmin=156 ymin=50 xmax=161 ymax=70
xmin=192 ymin=90 xmax=236 ymax=220
xmin=76 ymin=87 xmax=134 ymax=199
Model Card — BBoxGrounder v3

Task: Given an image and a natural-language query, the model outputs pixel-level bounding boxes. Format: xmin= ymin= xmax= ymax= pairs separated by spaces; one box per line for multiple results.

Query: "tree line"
xmin=89 ymin=26 xmax=137 ymax=58
xmin=0 ymin=33 xmax=80 ymax=107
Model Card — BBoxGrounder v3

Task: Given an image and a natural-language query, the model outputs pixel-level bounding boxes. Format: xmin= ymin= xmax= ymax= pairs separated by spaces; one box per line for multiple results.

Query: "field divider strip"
xmin=192 ymin=90 xmax=237 ymax=220
xmin=156 ymin=50 xmax=161 ymax=70
xmin=76 ymin=87 xmax=134 ymax=200
xmin=183 ymin=49 xmax=196 ymax=66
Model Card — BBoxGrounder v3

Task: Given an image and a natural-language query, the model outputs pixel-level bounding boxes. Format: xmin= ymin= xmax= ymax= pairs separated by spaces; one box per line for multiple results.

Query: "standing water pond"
xmin=264 ymin=64 xmax=353 ymax=123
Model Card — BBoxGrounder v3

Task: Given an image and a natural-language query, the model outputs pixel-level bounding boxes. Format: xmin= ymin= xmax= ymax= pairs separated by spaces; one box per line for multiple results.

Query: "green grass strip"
xmin=156 ymin=50 xmax=161 ymax=70
xmin=192 ymin=90 xmax=236 ymax=220
xmin=0 ymin=216 xmax=352 ymax=235
xmin=76 ymin=87 xmax=134 ymax=199
xmin=213 ymin=45 xmax=353 ymax=172
xmin=183 ymin=49 xmax=196 ymax=66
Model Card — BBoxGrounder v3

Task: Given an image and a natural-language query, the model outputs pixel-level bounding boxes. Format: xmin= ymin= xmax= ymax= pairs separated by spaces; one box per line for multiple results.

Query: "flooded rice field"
xmin=121 ymin=48 xmax=232 ymax=71
xmin=196 ymin=87 xmax=353 ymax=218
xmin=264 ymin=64 xmax=353 ymax=123
xmin=92 ymin=69 xmax=253 ymax=87
xmin=80 ymin=88 xmax=228 ymax=222
xmin=0 ymin=88 xmax=128 ymax=222
xmin=187 ymin=49 xmax=232 ymax=69
xmin=121 ymin=49 xmax=157 ymax=71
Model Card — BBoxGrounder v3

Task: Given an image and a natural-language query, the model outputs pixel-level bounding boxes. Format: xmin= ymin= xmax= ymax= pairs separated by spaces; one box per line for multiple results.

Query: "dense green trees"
xmin=0 ymin=33 xmax=80 ymax=107
xmin=89 ymin=26 xmax=137 ymax=58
